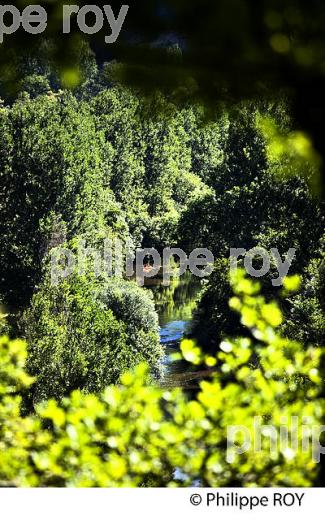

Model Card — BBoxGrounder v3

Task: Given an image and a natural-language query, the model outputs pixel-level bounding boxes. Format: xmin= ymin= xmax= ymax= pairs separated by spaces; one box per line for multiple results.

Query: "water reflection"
xmin=151 ymin=272 xmax=202 ymax=327
xmin=147 ymin=272 xmax=205 ymax=388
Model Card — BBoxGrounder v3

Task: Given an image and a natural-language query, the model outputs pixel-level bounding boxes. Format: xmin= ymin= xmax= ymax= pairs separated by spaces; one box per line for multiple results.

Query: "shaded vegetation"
xmin=0 ymin=36 xmax=324 ymax=486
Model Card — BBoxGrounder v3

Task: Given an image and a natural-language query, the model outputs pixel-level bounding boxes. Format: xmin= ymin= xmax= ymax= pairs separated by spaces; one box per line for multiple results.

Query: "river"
xmin=148 ymin=272 xmax=208 ymax=389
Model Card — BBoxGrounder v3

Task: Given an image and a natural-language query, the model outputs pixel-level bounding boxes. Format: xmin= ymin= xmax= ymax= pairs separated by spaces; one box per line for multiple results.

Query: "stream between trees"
xmin=147 ymin=272 xmax=209 ymax=389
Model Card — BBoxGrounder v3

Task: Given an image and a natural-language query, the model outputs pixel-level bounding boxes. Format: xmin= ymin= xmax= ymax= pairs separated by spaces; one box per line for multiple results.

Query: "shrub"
xmin=0 ymin=335 xmax=41 ymax=486
xmin=21 ymin=274 xmax=162 ymax=403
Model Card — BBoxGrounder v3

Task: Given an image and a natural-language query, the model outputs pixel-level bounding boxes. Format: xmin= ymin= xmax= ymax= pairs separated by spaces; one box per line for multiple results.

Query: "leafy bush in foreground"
xmin=21 ymin=274 xmax=161 ymax=404
xmin=0 ymin=272 xmax=324 ymax=487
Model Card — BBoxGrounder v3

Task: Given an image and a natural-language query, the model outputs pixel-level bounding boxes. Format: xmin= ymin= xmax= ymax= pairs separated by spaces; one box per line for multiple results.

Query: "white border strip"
xmin=0 ymin=488 xmax=323 ymax=520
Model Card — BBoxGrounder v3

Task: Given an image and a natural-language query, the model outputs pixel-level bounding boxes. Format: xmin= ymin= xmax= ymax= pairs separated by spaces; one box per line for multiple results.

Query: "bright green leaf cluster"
xmin=0 ymin=271 xmax=323 ymax=487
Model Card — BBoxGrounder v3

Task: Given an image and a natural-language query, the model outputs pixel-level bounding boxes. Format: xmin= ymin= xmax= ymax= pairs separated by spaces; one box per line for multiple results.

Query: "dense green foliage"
xmin=22 ymin=274 xmax=161 ymax=403
xmin=0 ymin=274 xmax=323 ymax=487
xmin=282 ymin=254 xmax=325 ymax=347
xmin=185 ymin=108 xmax=324 ymax=349
xmin=0 ymin=59 xmax=324 ymax=487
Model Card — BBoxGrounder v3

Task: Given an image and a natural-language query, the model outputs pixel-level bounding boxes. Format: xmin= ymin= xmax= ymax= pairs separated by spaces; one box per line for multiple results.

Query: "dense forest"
xmin=0 ymin=48 xmax=324 ymax=486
